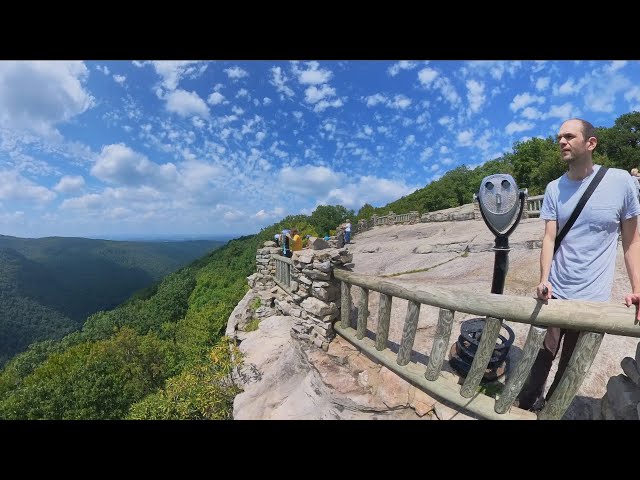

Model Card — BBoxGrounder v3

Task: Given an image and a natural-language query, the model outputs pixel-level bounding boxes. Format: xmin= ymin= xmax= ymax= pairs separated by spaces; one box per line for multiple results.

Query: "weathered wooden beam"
xmin=494 ymin=325 xmax=547 ymax=414
xmin=397 ymin=300 xmax=421 ymax=366
xmin=333 ymin=269 xmax=640 ymax=337
xmin=356 ymin=286 xmax=369 ymax=340
xmin=341 ymin=281 xmax=352 ymax=329
xmin=425 ymin=308 xmax=455 ymax=381
xmin=460 ymin=317 xmax=503 ymax=398
xmin=375 ymin=293 xmax=392 ymax=351
xmin=334 ymin=321 xmax=536 ymax=420
xmin=538 ymin=331 xmax=604 ymax=420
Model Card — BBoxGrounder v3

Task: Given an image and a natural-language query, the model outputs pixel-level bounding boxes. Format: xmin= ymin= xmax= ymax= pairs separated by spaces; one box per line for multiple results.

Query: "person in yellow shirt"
xmin=290 ymin=228 xmax=303 ymax=252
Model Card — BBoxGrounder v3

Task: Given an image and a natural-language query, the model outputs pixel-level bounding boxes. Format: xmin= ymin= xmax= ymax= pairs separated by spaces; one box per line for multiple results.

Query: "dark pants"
xmin=516 ymin=324 xmax=580 ymax=410
xmin=345 ymin=231 xmax=351 ymax=244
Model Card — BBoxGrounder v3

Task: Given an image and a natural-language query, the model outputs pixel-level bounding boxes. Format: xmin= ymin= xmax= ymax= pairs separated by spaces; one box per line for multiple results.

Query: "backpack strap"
xmin=554 ymin=166 xmax=608 ymax=254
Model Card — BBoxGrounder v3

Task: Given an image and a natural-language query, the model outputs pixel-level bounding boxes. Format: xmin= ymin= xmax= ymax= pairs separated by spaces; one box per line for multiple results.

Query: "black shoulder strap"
xmin=554 ymin=166 xmax=608 ymax=254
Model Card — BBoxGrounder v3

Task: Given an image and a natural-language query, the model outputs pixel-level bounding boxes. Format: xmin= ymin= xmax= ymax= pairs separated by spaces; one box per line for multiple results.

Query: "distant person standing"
xmin=344 ymin=219 xmax=352 ymax=244
xmin=281 ymin=228 xmax=292 ymax=258
xmin=274 ymin=233 xmax=281 ymax=248
xmin=290 ymin=228 xmax=302 ymax=252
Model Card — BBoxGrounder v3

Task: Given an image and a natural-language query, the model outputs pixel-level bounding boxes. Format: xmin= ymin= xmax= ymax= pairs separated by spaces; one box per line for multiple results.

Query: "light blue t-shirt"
xmin=540 ymin=165 xmax=640 ymax=301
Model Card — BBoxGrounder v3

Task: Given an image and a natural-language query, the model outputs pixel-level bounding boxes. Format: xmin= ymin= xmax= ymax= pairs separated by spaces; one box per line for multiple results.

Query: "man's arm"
xmin=621 ymin=215 xmax=640 ymax=320
xmin=537 ymin=219 xmax=557 ymax=300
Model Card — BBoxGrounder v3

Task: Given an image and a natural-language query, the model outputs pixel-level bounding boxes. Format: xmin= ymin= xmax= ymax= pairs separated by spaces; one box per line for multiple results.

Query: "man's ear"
xmin=587 ymin=136 xmax=597 ymax=152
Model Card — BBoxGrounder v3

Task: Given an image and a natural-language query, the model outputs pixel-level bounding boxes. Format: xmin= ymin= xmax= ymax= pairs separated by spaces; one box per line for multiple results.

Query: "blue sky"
xmin=1 ymin=60 xmax=639 ymax=239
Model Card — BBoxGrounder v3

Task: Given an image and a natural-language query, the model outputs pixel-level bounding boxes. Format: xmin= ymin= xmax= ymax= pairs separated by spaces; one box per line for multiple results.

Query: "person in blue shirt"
xmin=516 ymin=118 xmax=640 ymax=412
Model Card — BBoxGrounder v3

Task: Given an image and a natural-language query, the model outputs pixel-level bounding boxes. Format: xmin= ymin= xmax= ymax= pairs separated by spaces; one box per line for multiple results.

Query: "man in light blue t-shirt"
xmin=517 ymin=118 xmax=640 ymax=412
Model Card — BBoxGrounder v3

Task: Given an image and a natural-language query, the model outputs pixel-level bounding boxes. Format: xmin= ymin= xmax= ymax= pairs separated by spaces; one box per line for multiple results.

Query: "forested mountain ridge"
xmin=1 ymin=111 xmax=638 ymax=419
xmin=0 ymin=235 xmax=224 ymax=367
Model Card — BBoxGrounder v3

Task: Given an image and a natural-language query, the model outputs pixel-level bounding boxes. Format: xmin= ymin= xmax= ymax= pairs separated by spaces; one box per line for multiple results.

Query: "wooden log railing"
xmin=332 ymin=268 xmax=640 ymax=420
xmin=526 ymin=195 xmax=544 ymax=217
xmin=273 ymin=255 xmax=293 ymax=293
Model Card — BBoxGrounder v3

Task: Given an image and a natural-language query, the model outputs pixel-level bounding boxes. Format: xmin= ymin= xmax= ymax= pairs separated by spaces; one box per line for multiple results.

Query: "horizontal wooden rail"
xmin=333 ymin=269 xmax=640 ymax=337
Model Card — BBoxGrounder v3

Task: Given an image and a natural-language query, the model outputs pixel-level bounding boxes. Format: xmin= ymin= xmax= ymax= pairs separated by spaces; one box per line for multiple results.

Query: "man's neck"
xmin=567 ymin=158 xmax=595 ymax=181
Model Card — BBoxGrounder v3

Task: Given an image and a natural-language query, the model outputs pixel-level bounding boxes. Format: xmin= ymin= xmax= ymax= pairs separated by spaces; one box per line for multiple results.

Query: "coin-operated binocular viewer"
xmin=475 ymin=173 xmax=527 ymax=294
xmin=450 ymin=175 xmax=527 ymax=380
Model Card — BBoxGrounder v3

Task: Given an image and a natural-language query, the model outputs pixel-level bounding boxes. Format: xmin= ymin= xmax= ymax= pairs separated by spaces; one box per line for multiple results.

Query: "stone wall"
xmin=250 ymin=239 xmax=352 ymax=351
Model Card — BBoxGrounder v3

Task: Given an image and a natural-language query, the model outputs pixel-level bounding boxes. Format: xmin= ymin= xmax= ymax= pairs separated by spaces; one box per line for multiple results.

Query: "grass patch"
xmin=477 ymin=381 xmax=504 ymax=398
xmin=249 ymin=297 xmax=261 ymax=311
xmin=244 ymin=318 xmax=260 ymax=332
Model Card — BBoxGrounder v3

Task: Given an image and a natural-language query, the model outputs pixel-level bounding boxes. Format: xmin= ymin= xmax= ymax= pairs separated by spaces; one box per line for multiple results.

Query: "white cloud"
xmin=418 ymin=67 xmax=439 ymax=86
xmin=389 ymin=95 xmax=412 ymax=109
xmin=270 ymin=66 xmax=295 ymax=97
xmin=510 ymin=92 xmax=545 ymax=112
xmin=113 ymin=74 xmax=126 ymax=85
xmin=54 ymin=175 xmax=85 ymax=194
xmin=505 ymin=121 xmax=535 ymax=135
xmin=457 ymin=130 xmax=473 ymax=146
xmin=535 ymin=76 xmax=550 ymax=91
xmin=606 ymin=60 xmax=627 ymax=73
xmin=420 ymin=147 xmax=434 ymax=161
xmin=521 ymin=106 xmax=543 ymax=120
xmin=165 ymin=89 xmax=209 ymax=118
xmin=295 ymin=61 xmax=333 ymax=85
xmin=364 ymin=93 xmax=387 ymax=107
xmin=207 ymin=91 xmax=226 ymax=105
xmin=305 ymin=84 xmax=336 ymax=104
xmin=0 ymin=61 xmax=94 ymax=139
xmin=278 ymin=165 xmax=342 ymax=196
xmin=0 ymin=170 xmax=56 ymax=204
xmin=91 ymin=144 xmax=178 ymax=187
xmin=545 ymin=102 xmax=574 ymax=119
xmin=147 ymin=61 xmax=206 ymax=91
xmin=466 ymin=79 xmax=486 ymax=113
xmin=320 ymin=176 xmax=417 ymax=211
xmin=388 ymin=61 xmax=417 ymax=76
xmin=224 ymin=65 xmax=249 ymax=80
xmin=96 ymin=65 xmax=110 ymax=75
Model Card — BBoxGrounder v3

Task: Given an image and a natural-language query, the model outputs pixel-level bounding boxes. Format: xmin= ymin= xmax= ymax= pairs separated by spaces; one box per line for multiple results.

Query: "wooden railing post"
xmin=397 ymin=300 xmax=421 ymax=366
xmin=460 ymin=317 xmax=503 ymax=398
xmin=375 ymin=293 xmax=392 ymax=350
xmin=356 ymin=286 xmax=369 ymax=340
xmin=538 ymin=331 xmax=604 ymax=420
xmin=494 ymin=325 xmax=546 ymax=413
xmin=425 ymin=308 xmax=455 ymax=381
xmin=341 ymin=281 xmax=352 ymax=329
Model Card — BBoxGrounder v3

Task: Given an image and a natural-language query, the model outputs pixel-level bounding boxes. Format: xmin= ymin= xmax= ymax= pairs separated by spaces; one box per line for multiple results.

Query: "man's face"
xmin=557 ymin=120 xmax=595 ymax=164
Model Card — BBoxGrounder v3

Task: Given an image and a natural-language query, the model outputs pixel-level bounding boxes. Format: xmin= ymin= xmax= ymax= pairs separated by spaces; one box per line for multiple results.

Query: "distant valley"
xmin=0 ymin=235 xmax=225 ymax=367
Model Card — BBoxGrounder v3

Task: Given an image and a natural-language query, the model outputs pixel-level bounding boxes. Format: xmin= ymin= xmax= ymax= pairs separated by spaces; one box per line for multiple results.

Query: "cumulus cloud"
xmin=147 ymin=61 xmax=207 ymax=91
xmin=388 ymin=61 xmax=417 ymax=77
xmin=54 ymin=175 xmax=85 ymax=194
xmin=535 ymin=77 xmax=550 ymax=91
xmin=91 ymin=144 xmax=178 ymax=187
xmin=0 ymin=61 xmax=94 ymax=139
xmin=165 ymin=89 xmax=209 ymax=118
xmin=505 ymin=121 xmax=535 ymax=135
xmin=113 ymin=74 xmax=126 ymax=85
xmin=0 ymin=170 xmax=56 ymax=204
xmin=270 ymin=66 xmax=295 ymax=97
xmin=510 ymin=92 xmax=545 ymax=112
xmin=224 ymin=65 xmax=249 ymax=80
xmin=466 ymin=79 xmax=486 ymax=113
xmin=294 ymin=61 xmax=333 ymax=85
xmin=319 ymin=176 xmax=417 ymax=211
